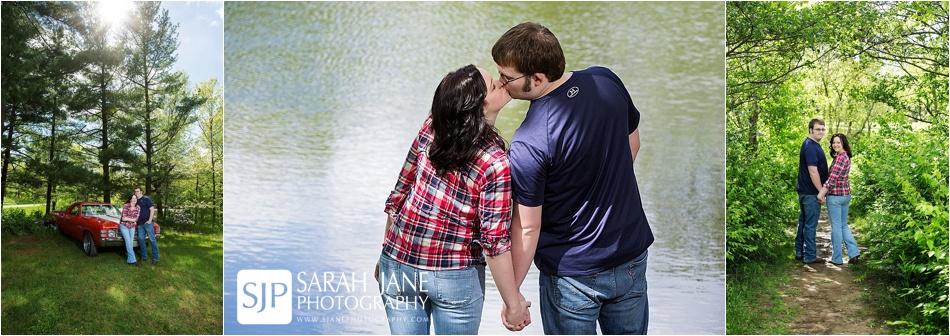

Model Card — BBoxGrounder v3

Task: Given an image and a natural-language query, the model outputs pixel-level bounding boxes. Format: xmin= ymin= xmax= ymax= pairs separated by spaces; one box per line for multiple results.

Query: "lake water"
xmin=223 ymin=2 xmax=725 ymax=334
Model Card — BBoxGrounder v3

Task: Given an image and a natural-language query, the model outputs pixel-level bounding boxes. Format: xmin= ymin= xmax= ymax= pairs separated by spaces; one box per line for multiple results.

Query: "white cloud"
xmin=216 ymin=6 xmax=223 ymax=20
xmin=210 ymin=21 xmax=219 ymax=27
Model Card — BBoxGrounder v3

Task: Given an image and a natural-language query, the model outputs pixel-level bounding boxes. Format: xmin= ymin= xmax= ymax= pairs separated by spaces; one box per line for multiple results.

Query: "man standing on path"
xmin=135 ymin=187 xmax=160 ymax=265
xmin=493 ymin=22 xmax=654 ymax=334
xmin=795 ymin=119 xmax=828 ymax=264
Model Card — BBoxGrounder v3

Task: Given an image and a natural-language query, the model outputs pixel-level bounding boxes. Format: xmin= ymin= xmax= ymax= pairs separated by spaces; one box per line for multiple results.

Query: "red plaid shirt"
xmin=121 ymin=204 xmax=140 ymax=229
xmin=383 ymin=117 xmax=512 ymax=270
xmin=824 ymin=152 xmax=851 ymax=196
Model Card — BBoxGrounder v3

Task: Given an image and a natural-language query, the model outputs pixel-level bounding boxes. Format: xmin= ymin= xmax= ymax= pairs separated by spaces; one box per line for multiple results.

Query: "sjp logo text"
xmin=237 ymin=270 xmax=292 ymax=324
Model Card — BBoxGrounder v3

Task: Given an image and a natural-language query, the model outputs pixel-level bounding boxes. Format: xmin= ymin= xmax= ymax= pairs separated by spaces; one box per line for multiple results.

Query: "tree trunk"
xmin=211 ymin=158 xmax=217 ymax=230
xmin=1 ymin=106 xmax=16 ymax=206
xmin=100 ymin=75 xmax=111 ymax=203
xmin=45 ymin=101 xmax=57 ymax=216
xmin=195 ymin=172 xmax=200 ymax=227
xmin=145 ymin=81 xmax=153 ymax=195
xmin=748 ymin=102 xmax=760 ymax=155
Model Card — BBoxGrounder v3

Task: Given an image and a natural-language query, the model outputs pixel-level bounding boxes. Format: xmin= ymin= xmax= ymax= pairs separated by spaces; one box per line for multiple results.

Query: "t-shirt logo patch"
xmin=567 ymin=86 xmax=579 ymax=98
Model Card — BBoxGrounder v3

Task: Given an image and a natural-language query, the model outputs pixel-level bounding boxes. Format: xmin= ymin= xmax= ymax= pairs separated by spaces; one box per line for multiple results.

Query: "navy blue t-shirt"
xmin=796 ymin=137 xmax=828 ymax=195
xmin=136 ymin=195 xmax=154 ymax=224
xmin=509 ymin=66 xmax=654 ymax=277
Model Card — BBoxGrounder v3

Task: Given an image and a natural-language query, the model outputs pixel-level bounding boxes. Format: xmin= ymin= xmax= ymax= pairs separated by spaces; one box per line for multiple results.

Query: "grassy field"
xmin=1 ymin=204 xmax=44 ymax=214
xmin=1 ymin=228 xmax=222 ymax=334
xmin=726 ymin=255 xmax=798 ymax=334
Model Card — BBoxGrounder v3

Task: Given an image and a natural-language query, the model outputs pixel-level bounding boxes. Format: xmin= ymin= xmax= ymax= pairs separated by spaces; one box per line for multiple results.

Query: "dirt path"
xmin=778 ymin=214 xmax=891 ymax=334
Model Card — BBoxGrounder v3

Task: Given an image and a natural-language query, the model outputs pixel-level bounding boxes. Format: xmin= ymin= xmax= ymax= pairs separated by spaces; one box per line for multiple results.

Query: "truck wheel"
xmin=52 ymin=222 xmax=61 ymax=235
xmin=83 ymin=231 xmax=98 ymax=257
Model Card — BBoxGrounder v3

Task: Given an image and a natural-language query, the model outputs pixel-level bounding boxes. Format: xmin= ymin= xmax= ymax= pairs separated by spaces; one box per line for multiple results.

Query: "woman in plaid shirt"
xmin=120 ymin=194 xmax=141 ymax=267
xmin=376 ymin=65 xmax=531 ymax=334
xmin=818 ymin=133 xmax=861 ymax=265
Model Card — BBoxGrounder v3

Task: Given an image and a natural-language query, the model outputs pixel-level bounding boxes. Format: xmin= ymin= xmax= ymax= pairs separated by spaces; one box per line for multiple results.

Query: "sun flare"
xmin=97 ymin=1 xmax=133 ymax=27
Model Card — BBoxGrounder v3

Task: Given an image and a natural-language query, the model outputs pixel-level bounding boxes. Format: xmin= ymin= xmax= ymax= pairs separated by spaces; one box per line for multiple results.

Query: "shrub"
xmin=851 ymin=119 xmax=949 ymax=334
xmin=2 ymin=209 xmax=45 ymax=236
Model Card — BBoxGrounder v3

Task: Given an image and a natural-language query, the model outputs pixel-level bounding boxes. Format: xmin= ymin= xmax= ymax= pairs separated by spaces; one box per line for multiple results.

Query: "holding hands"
xmin=817 ymin=187 xmax=828 ymax=204
xmin=501 ymin=293 xmax=532 ymax=331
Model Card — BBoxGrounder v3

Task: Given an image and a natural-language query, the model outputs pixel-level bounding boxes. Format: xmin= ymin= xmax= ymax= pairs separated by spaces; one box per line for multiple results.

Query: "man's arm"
xmin=807 ymin=166 xmax=823 ymax=192
xmin=511 ymin=203 xmax=542 ymax=287
xmin=148 ymin=206 xmax=156 ymax=223
xmin=629 ymin=129 xmax=641 ymax=165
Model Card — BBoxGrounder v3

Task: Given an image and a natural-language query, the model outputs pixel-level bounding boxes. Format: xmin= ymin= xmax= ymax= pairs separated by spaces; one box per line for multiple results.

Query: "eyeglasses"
xmin=501 ymin=73 xmax=529 ymax=87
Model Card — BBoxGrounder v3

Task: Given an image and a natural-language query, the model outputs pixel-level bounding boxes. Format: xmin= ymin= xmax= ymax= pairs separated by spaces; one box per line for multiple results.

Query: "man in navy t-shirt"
xmin=135 ymin=186 xmax=160 ymax=264
xmin=492 ymin=22 xmax=654 ymax=334
xmin=795 ymin=119 xmax=828 ymax=264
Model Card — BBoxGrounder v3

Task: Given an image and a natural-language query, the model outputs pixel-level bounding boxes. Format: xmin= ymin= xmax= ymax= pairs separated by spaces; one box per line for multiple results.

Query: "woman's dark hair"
xmin=428 ymin=64 xmax=506 ymax=177
xmin=829 ymin=133 xmax=853 ymax=159
xmin=126 ymin=194 xmax=136 ymax=205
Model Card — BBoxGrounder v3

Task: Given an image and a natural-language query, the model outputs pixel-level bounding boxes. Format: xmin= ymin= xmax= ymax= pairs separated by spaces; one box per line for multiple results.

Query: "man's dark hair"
xmin=492 ymin=22 xmax=565 ymax=82
xmin=428 ymin=65 xmax=506 ymax=177
xmin=808 ymin=118 xmax=825 ymax=130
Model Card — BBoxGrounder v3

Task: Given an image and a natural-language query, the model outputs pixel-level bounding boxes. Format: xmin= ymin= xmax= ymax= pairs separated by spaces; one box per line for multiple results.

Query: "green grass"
xmin=1 ymin=228 xmax=222 ymax=334
xmin=726 ymin=256 xmax=798 ymax=334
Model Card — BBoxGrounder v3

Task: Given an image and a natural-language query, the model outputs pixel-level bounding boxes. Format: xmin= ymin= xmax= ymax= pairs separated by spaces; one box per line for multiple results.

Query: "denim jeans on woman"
xmin=119 ymin=225 xmax=137 ymax=264
xmin=377 ymin=253 xmax=485 ymax=335
xmin=538 ymin=249 xmax=649 ymax=335
xmin=827 ymin=195 xmax=860 ymax=264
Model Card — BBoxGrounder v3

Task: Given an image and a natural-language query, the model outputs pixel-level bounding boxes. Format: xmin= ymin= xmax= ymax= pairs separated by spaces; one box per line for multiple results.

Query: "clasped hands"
xmin=501 ymin=294 xmax=532 ymax=331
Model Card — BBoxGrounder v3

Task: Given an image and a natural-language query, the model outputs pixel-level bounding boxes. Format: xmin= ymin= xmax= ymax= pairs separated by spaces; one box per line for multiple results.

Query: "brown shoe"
xmin=152 ymin=260 xmax=158 ymax=265
xmin=804 ymin=257 xmax=826 ymax=264
xmin=848 ymin=255 xmax=861 ymax=264
xmin=134 ymin=261 xmax=142 ymax=267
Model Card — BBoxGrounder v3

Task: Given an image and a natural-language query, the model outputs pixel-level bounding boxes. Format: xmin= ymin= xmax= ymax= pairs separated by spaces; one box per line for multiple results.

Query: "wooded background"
xmin=3 ymin=2 xmax=223 ymax=234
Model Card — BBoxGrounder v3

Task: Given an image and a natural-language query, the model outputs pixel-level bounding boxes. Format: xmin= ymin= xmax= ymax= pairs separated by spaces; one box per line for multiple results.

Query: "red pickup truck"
xmin=49 ymin=201 xmax=161 ymax=256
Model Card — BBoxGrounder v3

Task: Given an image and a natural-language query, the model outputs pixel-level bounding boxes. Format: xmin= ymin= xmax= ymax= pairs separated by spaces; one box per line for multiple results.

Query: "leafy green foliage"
xmin=2 ymin=2 xmax=222 ymax=235
xmin=1 ymin=209 xmax=45 ymax=236
xmin=850 ymin=115 xmax=949 ymax=334
xmin=728 ymin=2 xmax=948 ymax=334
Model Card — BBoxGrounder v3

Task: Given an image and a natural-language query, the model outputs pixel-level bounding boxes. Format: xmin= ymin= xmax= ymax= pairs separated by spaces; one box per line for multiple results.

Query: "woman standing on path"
xmin=818 ymin=133 xmax=861 ymax=265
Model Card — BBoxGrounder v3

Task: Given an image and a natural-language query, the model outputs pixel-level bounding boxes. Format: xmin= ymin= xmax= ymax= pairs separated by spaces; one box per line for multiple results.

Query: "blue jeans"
xmin=137 ymin=222 xmax=159 ymax=261
xmin=377 ymin=253 xmax=485 ymax=335
xmin=827 ymin=195 xmax=859 ymax=264
xmin=539 ymin=250 xmax=649 ymax=335
xmin=795 ymin=194 xmax=820 ymax=262
xmin=119 ymin=224 xmax=137 ymax=264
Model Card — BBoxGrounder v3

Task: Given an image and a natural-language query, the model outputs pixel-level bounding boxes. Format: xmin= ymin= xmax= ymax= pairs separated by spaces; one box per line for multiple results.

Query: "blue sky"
xmin=162 ymin=1 xmax=224 ymax=86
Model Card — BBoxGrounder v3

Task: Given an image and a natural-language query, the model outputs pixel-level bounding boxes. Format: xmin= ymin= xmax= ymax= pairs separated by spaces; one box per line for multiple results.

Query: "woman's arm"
xmin=383 ymin=119 xmax=429 ymax=218
xmin=375 ymin=216 xmax=394 ymax=282
xmin=121 ymin=207 xmax=137 ymax=222
xmin=486 ymin=251 xmax=531 ymax=330
xmin=479 ymin=157 xmax=530 ymax=330
xmin=824 ymin=154 xmax=849 ymax=189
